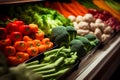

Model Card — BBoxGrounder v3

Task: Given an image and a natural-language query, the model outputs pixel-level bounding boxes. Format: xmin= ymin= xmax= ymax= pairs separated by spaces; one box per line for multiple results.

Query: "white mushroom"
xmin=75 ymin=15 xmax=83 ymax=23
xmin=89 ymin=22 xmax=96 ymax=32
xmin=95 ymin=19 xmax=102 ymax=23
xmin=77 ymin=21 xmax=89 ymax=30
xmin=103 ymin=26 xmax=113 ymax=34
xmin=101 ymin=34 xmax=111 ymax=42
xmin=73 ymin=21 xmax=78 ymax=27
xmin=74 ymin=24 xmax=79 ymax=30
xmin=94 ymin=28 xmax=102 ymax=39
xmin=68 ymin=15 xmax=76 ymax=22
xmin=83 ymin=13 xmax=95 ymax=22
xmin=95 ymin=22 xmax=106 ymax=31
xmin=77 ymin=29 xmax=89 ymax=36
xmin=89 ymin=31 xmax=94 ymax=35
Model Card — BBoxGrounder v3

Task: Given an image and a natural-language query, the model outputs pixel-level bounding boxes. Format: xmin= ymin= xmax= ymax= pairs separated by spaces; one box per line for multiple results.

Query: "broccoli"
xmin=90 ymin=38 xmax=100 ymax=48
xmin=50 ymin=26 xmax=69 ymax=47
xmin=84 ymin=34 xmax=96 ymax=41
xmin=70 ymin=39 xmax=86 ymax=57
xmin=66 ymin=26 xmax=77 ymax=42
xmin=51 ymin=26 xmax=77 ymax=47
xmin=76 ymin=36 xmax=92 ymax=52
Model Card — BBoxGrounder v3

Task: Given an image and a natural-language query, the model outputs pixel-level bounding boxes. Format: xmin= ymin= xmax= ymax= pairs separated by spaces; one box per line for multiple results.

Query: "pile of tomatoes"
xmin=0 ymin=20 xmax=54 ymax=66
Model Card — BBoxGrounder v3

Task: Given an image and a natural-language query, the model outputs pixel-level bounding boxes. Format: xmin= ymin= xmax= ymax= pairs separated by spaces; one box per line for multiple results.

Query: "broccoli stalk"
xmin=66 ymin=26 xmax=77 ymax=43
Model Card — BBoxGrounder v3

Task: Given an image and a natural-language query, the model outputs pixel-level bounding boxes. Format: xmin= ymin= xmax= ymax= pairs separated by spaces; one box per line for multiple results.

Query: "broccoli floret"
xmin=93 ymin=38 xmax=100 ymax=45
xmin=84 ymin=34 xmax=100 ymax=49
xmin=51 ymin=26 xmax=69 ymax=47
xmin=70 ymin=39 xmax=86 ymax=57
xmin=90 ymin=38 xmax=100 ymax=47
xmin=66 ymin=26 xmax=77 ymax=42
xmin=84 ymin=34 xmax=96 ymax=41
xmin=76 ymin=36 xmax=92 ymax=52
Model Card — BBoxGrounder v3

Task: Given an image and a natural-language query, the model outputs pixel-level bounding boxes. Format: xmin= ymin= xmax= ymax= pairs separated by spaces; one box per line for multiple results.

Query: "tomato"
xmin=27 ymin=47 xmax=39 ymax=57
xmin=19 ymin=25 xmax=31 ymax=35
xmin=6 ymin=20 xmax=24 ymax=34
xmin=14 ymin=41 xmax=27 ymax=51
xmin=0 ymin=27 xmax=7 ymax=39
xmin=29 ymin=24 xmax=38 ymax=33
xmin=7 ymin=56 xmax=19 ymax=66
xmin=10 ymin=32 xmax=22 ymax=42
xmin=35 ymin=31 xmax=44 ymax=40
xmin=16 ymin=52 xmax=29 ymax=62
xmin=33 ymin=39 xmax=42 ymax=47
xmin=6 ymin=22 xmax=19 ymax=33
xmin=13 ymin=20 xmax=24 ymax=27
xmin=0 ymin=38 xmax=11 ymax=46
xmin=4 ymin=46 xmax=16 ymax=56
xmin=47 ymin=42 xmax=54 ymax=49
xmin=37 ymin=44 xmax=47 ymax=53
xmin=26 ymin=41 xmax=35 ymax=48
xmin=23 ymin=36 xmax=33 ymax=42
xmin=42 ymin=38 xmax=50 ymax=44
xmin=42 ymin=38 xmax=53 ymax=49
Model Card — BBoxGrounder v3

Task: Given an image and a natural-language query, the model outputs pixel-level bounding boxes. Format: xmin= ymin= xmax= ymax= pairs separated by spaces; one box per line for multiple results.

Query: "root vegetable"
xmin=104 ymin=26 xmax=113 ymax=34
xmin=101 ymin=34 xmax=111 ymax=42
xmin=77 ymin=29 xmax=89 ymax=36
xmin=94 ymin=28 xmax=102 ymax=39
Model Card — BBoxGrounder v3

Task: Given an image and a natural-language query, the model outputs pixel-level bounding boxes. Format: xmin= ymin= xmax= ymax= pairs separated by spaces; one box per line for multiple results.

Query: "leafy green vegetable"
xmin=8 ymin=3 xmax=73 ymax=35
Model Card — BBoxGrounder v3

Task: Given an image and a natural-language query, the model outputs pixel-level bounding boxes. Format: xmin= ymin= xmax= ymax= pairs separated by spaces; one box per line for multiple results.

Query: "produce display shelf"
xmin=0 ymin=0 xmax=44 ymax=5
xmin=66 ymin=31 xmax=120 ymax=80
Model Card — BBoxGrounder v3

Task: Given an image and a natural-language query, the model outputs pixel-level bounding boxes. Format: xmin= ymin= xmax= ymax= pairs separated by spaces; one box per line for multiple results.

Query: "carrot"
xmin=51 ymin=2 xmax=72 ymax=18
xmin=72 ymin=0 xmax=88 ymax=14
xmin=68 ymin=1 xmax=85 ymax=16
xmin=62 ymin=2 xmax=79 ymax=16
xmin=93 ymin=0 xmax=120 ymax=21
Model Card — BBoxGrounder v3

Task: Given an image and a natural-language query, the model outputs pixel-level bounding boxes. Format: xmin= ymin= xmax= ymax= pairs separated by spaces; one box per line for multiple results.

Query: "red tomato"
xmin=7 ymin=56 xmax=19 ymax=66
xmin=27 ymin=47 xmax=39 ymax=57
xmin=0 ymin=27 xmax=7 ymax=39
xmin=13 ymin=20 xmax=24 ymax=27
xmin=19 ymin=25 xmax=31 ymax=35
xmin=10 ymin=32 xmax=22 ymax=42
xmin=4 ymin=46 xmax=16 ymax=56
xmin=6 ymin=22 xmax=19 ymax=33
xmin=29 ymin=24 xmax=38 ymax=33
xmin=16 ymin=52 xmax=29 ymax=62
xmin=0 ymin=38 xmax=11 ymax=46
xmin=14 ymin=41 xmax=27 ymax=51
xmin=35 ymin=31 xmax=44 ymax=40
